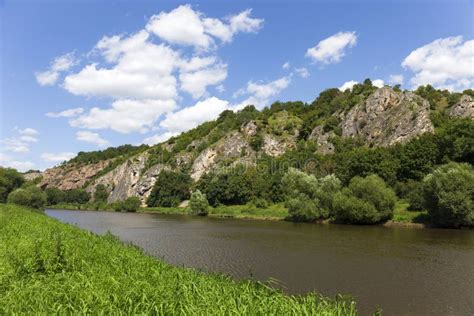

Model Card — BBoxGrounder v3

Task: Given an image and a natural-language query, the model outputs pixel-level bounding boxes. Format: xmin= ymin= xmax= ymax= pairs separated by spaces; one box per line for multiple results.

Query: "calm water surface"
xmin=46 ymin=209 xmax=474 ymax=315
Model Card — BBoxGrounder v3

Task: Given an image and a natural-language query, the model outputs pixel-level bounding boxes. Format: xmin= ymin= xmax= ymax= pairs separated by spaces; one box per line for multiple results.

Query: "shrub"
xmin=45 ymin=188 xmax=66 ymax=205
xmin=282 ymin=168 xmax=341 ymax=222
xmin=113 ymin=197 xmax=141 ymax=212
xmin=94 ymin=184 xmax=108 ymax=202
xmin=334 ymin=175 xmax=396 ymax=224
xmin=423 ymin=162 xmax=474 ymax=228
xmin=64 ymin=189 xmax=90 ymax=204
xmin=394 ymin=180 xmax=425 ymax=211
xmin=7 ymin=186 xmax=47 ymax=209
xmin=189 ymin=190 xmax=209 ymax=216
xmin=0 ymin=167 xmax=24 ymax=203
xmin=147 ymin=170 xmax=191 ymax=207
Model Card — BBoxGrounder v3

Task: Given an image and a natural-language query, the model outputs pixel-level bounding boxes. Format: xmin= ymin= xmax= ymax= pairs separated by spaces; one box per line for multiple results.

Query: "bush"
xmin=334 ymin=175 xmax=396 ymax=224
xmin=45 ymin=188 xmax=66 ymax=205
xmin=394 ymin=180 xmax=425 ymax=211
xmin=423 ymin=162 xmax=474 ymax=228
xmin=147 ymin=170 xmax=192 ymax=207
xmin=0 ymin=167 xmax=24 ymax=203
xmin=282 ymin=168 xmax=341 ymax=222
xmin=94 ymin=184 xmax=108 ymax=202
xmin=189 ymin=190 xmax=209 ymax=216
xmin=64 ymin=189 xmax=90 ymax=204
xmin=7 ymin=186 xmax=47 ymax=209
xmin=113 ymin=197 xmax=141 ymax=212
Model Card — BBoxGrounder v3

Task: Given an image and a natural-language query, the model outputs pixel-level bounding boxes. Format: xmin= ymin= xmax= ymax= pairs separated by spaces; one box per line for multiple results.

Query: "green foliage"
xmin=394 ymin=180 xmax=425 ymax=211
xmin=7 ymin=186 xmax=46 ymax=209
xmin=70 ymin=144 xmax=148 ymax=164
xmin=282 ymin=168 xmax=341 ymax=222
xmin=0 ymin=204 xmax=357 ymax=314
xmin=333 ymin=175 xmax=396 ymax=224
xmin=147 ymin=170 xmax=192 ymax=207
xmin=189 ymin=190 xmax=209 ymax=216
xmin=94 ymin=184 xmax=108 ymax=202
xmin=63 ymin=189 xmax=90 ymax=204
xmin=0 ymin=167 xmax=24 ymax=203
xmin=112 ymin=197 xmax=141 ymax=212
xmin=437 ymin=118 xmax=474 ymax=164
xmin=45 ymin=188 xmax=66 ymax=206
xmin=423 ymin=162 xmax=474 ymax=228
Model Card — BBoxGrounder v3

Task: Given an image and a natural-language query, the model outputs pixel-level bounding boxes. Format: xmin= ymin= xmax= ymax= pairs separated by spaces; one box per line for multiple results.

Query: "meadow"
xmin=0 ymin=204 xmax=357 ymax=314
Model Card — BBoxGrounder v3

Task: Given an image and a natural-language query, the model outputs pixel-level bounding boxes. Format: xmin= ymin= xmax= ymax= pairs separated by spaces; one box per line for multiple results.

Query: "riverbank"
xmin=0 ymin=204 xmax=357 ymax=314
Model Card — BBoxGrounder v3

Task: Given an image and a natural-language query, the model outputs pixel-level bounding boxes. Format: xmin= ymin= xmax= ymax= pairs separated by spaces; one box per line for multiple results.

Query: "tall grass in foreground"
xmin=0 ymin=204 xmax=357 ymax=315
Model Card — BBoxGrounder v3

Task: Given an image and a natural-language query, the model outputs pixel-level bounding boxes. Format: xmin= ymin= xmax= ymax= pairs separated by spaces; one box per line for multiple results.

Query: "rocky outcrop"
xmin=450 ymin=95 xmax=474 ymax=119
xmin=23 ymin=170 xmax=42 ymax=181
xmin=308 ymin=126 xmax=335 ymax=154
xmin=262 ymin=134 xmax=297 ymax=157
xmin=241 ymin=120 xmax=258 ymax=137
xmin=190 ymin=132 xmax=253 ymax=180
xmin=39 ymin=160 xmax=109 ymax=190
xmin=342 ymin=87 xmax=434 ymax=146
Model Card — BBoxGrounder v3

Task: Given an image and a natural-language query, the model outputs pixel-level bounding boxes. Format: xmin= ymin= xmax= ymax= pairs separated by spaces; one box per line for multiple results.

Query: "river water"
xmin=46 ymin=209 xmax=474 ymax=315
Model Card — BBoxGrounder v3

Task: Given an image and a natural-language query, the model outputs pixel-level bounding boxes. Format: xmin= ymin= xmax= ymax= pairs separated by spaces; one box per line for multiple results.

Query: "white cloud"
xmin=146 ymin=5 xmax=263 ymax=50
xmin=294 ymin=67 xmax=310 ymax=78
xmin=76 ymin=131 xmax=109 ymax=147
xmin=402 ymin=36 xmax=474 ymax=91
xmin=306 ymin=31 xmax=357 ymax=64
xmin=142 ymin=132 xmax=178 ymax=145
xmin=70 ymin=99 xmax=176 ymax=134
xmin=372 ymin=79 xmax=385 ymax=88
xmin=216 ymin=84 xmax=225 ymax=93
xmin=46 ymin=107 xmax=84 ymax=118
xmin=234 ymin=76 xmax=291 ymax=109
xmin=282 ymin=62 xmax=290 ymax=69
xmin=160 ymin=97 xmax=229 ymax=133
xmin=389 ymin=74 xmax=404 ymax=85
xmin=41 ymin=152 xmax=76 ymax=162
xmin=17 ymin=127 xmax=38 ymax=136
xmin=0 ymin=153 xmax=35 ymax=172
xmin=1 ymin=127 xmax=39 ymax=153
xmin=338 ymin=80 xmax=358 ymax=92
xmin=179 ymin=63 xmax=227 ymax=98
xmin=35 ymin=52 xmax=77 ymax=86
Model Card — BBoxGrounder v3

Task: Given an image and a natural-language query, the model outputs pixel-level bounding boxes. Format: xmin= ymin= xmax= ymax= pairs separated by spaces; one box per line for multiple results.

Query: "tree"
xmin=45 ymin=188 xmax=66 ymax=205
xmin=423 ymin=163 xmax=474 ymax=228
xmin=94 ymin=184 xmax=108 ymax=202
xmin=7 ymin=186 xmax=47 ymax=209
xmin=63 ymin=189 xmax=90 ymax=204
xmin=0 ymin=167 xmax=24 ymax=203
xmin=282 ymin=168 xmax=341 ymax=222
xmin=147 ymin=170 xmax=192 ymax=207
xmin=333 ymin=175 xmax=396 ymax=224
xmin=189 ymin=190 xmax=209 ymax=216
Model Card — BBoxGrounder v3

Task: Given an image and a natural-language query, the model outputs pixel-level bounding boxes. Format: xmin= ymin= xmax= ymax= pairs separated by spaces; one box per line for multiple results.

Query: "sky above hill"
xmin=1 ymin=0 xmax=473 ymax=171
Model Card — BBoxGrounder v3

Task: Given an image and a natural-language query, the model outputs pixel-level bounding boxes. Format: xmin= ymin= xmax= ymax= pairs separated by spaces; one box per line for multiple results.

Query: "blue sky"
xmin=1 ymin=0 xmax=473 ymax=171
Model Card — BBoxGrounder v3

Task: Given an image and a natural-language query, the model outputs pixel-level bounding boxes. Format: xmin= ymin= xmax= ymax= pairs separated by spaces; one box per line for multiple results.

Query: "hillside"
xmin=38 ymin=81 xmax=474 ymax=206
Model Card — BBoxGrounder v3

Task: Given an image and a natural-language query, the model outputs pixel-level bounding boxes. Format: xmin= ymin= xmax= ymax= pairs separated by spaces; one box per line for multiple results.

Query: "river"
xmin=46 ymin=209 xmax=474 ymax=315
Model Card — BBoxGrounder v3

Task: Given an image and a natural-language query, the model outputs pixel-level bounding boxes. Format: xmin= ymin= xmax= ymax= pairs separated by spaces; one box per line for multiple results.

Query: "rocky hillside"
xmin=38 ymin=83 xmax=474 ymax=205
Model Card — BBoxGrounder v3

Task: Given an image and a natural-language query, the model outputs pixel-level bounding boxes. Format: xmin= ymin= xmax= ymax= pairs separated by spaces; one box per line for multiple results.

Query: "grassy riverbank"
xmin=0 ymin=204 xmax=357 ymax=314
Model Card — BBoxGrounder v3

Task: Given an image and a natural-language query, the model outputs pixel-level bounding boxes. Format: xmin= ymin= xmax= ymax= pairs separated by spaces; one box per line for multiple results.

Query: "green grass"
xmin=0 ymin=204 xmax=357 ymax=314
xmin=391 ymin=201 xmax=429 ymax=224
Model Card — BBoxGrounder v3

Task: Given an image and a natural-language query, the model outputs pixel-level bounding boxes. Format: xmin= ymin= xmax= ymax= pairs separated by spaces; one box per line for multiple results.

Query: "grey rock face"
xmin=308 ymin=126 xmax=335 ymax=154
xmin=450 ymin=95 xmax=474 ymax=119
xmin=342 ymin=87 xmax=434 ymax=146
xmin=262 ymin=134 xmax=297 ymax=157
xmin=241 ymin=120 xmax=258 ymax=137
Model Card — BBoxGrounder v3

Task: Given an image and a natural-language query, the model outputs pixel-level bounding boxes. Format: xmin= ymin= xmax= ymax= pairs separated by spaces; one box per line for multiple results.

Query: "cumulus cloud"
xmin=160 ymin=97 xmax=229 ymax=133
xmin=70 ymin=99 xmax=176 ymax=134
xmin=1 ymin=127 xmax=39 ymax=153
xmin=234 ymin=76 xmax=291 ymax=109
xmin=338 ymin=80 xmax=358 ymax=92
xmin=179 ymin=63 xmax=227 ymax=98
xmin=35 ymin=52 xmax=77 ymax=86
xmin=146 ymin=5 xmax=263 ymax=50
xmin=402 ymin=36 xmax=474 ymax=91
xmin=294 ymin=67 xmax=310 ymax=78
xmin=372 ymin=79 xmax=385 ymax=88
xmin=76 ymin=131 xmax=109 ymax=147
xmin=389 ymin=74 xmax=404 ymax=85
xmin=282 ymin=62 xmax=290 ymax=69
xmin=142 ymin=132 xmax=178 ymax=146
xmin=0 ymin=153 xmax=35 ymax=172
xmin=41 ymin=152 xmax=76 ymax=162
xmin=46 ymin=107 xmax=84 ymax=118
xmin=306 ymin=31 xmax=357 ymax=64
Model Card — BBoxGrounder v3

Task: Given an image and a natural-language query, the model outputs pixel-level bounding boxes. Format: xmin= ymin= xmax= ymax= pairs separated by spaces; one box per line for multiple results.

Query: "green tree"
xmin=147 ymin=170 xmax=192 ymax=207
xmin=189 ymin=190 xmax=209 ymax=216
xmin=64 ymin=189 xmax=90 ymax=204
xmin=94 ymin=184 xmax=108 ymax=202
xmin=7 ymin=186 xmax=47 ymax=209
xmin=423 ymin=162 xmax=474 ymax=228
xmin=0 ymin=167 xmax=24 ymax=203
xmin=333 ymin=175 xmax=396 ymax=224
xmin=45 ymin=188 xmax=66 ymax=205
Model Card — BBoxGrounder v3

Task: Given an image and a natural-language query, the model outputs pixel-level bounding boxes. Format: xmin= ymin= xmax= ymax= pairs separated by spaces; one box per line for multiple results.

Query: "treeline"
xmin=69 ymin=144 xmax=149 ymax=165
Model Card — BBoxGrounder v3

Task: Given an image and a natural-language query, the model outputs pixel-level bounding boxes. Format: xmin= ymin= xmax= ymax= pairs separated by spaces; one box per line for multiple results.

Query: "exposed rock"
xmin=190 ymin=132 xmax=252 ymax=180
xmin=241 ymin=120 xmax=258 ymax=137
xmin=308 ymin=126 xmax=335 ymax=154
xmin=39 ymin=160 xmax=109 ymax=190
xmin=342 ymin=87 xmax=434 ymax=146
xmin=450 ymin=95 xmax=474 ymax=119
xmin=176 ymin=152 xmax=194 ymax=167
xmin=23 ymin=170 xmax=42 ymax=181
xmin=262 ymin=134 xmax=297 ymax=157
xmin=179 ymin=200 xmax=189 ymax=208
